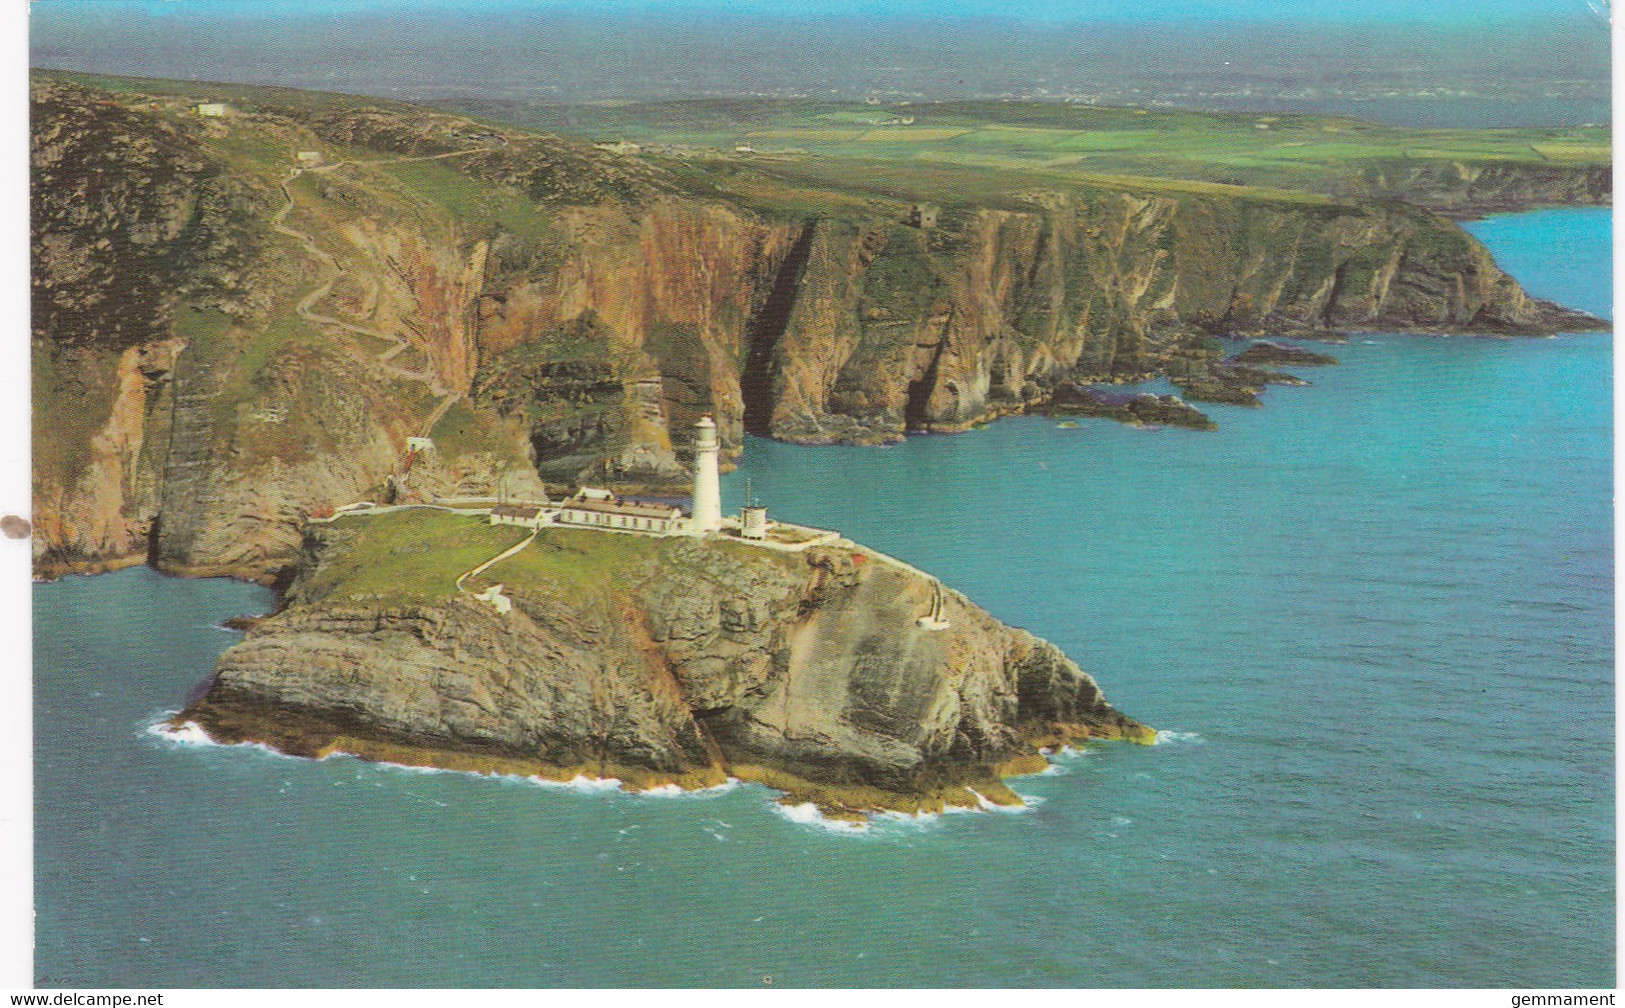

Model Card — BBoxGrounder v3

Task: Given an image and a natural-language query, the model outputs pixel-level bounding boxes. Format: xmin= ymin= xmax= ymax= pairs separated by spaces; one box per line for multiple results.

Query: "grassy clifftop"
xmin=298 ymin=508 xmax=793 ymax=607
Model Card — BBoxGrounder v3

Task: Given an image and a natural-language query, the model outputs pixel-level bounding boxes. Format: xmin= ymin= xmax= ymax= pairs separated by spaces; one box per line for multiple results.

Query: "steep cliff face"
xmin=32 ymin=79 xmax=552 ymax=580
xmin=1332 ymin=160 xmax=1613 ymax=216
xmin=30 ymin=76 xmax=1609 ymax=581
xmin=471 ymin=198 xmax=794 ymax=475
xmin=31 ymin=78 xmax=277 ymax=578
xmin=32 ymin=339 xmax=184 ymax=578
xmin=746 ymin=192 xmax=1599 ymax=442
xmin=474 ymin=185 xmax=1599 ymax=453
xmin=183 ymin=515 xmax=1149 ymax=818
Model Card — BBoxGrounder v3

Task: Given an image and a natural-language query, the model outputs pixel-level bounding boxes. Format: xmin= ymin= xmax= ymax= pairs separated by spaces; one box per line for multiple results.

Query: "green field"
xmin=303 ymin=510 xmax=787 ymax=608
xmin=302 ymin=509 xmax=531 ymax=604
xmin=502 ymin=97 xmax=1609 ymax=209
xmin=368 ymin=157 xmax=559 ymax=244
xmin=42 ymin=70 xmax=1610 ymax=220
xmin=480 ymin=525 xmax=661 ymax=599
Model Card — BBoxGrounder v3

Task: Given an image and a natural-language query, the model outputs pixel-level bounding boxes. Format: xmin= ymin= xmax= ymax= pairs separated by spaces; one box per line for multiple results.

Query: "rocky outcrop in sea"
xmin=181 ymin=518 xmax=1152 ymax=820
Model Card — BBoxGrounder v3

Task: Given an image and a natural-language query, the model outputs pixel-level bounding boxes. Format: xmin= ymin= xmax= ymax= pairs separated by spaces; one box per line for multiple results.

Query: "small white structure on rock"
xmin=474 ymin=583 xmax=512 ymax=614
xmin=195 ymin=103 xmax=230 ymax=118
xmin=297 ymin=150 xmax=324 ymax=165
xmin=917 ymin=581 xmax=951 ymax=631
xmin=406 ymin=436 xmax=435 ymax=454
xmin=738 ymin=477 xmax=770 ymax=540
xmin=690 ymin=415 xmax=723 ymax=534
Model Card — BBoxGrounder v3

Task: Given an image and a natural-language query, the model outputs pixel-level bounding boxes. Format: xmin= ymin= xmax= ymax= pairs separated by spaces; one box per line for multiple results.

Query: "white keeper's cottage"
xmin=555 ymin=492 xmax=685 ymax=534
xmin=488 ymin=503 xmax=544 ymax=529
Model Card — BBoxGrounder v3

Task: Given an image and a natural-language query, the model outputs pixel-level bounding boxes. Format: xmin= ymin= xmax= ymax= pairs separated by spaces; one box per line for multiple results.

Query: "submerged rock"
xmin=1044 ymin=384 xmax=1216 ymax=431
xmin=1172 ymin=362 xmax=1311 ymax=407
xmin=1229 ymin=341 xmax=1340 ymax=367
xmin=1170 ymin=376 xmax=1263 ymax=408
xmin=1215 ymin=363 xmax=1310 ymax=387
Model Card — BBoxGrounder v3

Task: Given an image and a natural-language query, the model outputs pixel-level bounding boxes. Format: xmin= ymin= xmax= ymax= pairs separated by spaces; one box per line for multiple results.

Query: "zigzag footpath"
xmin=269 ymin=148 xmax=492 ymax=437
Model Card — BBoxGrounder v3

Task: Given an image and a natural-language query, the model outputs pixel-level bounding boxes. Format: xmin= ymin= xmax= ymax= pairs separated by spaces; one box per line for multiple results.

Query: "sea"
xmin=34 ymin=206 xmax=1613 ymax=988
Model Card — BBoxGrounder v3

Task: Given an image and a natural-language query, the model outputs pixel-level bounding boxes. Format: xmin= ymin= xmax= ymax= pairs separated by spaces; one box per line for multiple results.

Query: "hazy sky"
xmin=29 ymin=0 xmax=1610 ymax=124
xmin=32 ymin=0 xmax=1615 ymax=24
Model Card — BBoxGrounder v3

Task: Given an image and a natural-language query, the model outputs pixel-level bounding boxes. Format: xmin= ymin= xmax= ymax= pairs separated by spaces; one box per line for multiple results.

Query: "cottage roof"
xmin=491 ymin=504 xmax=540 ymax=518
xmin=563 ymin=494 xmax=681 ymax=520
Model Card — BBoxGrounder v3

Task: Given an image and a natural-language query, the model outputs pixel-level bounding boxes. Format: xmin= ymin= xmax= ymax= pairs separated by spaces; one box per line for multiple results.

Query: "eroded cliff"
xmin=31 ymin=75 xmax=1609 ymax=581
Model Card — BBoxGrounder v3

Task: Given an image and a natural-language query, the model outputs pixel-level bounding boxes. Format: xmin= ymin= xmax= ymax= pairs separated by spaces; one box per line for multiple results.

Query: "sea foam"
xmin=151 ymin=711 xmax=1003 ymax=828
xmin=965 ymin=788 xmax=1030 ymax=813
xmin=1155 ymin=729 xmax=1207 ymax=745
xmin=771 ymin=801 xmax=869 ymax=833
xmin=146 ymin=718 xmax=214 ymax=746
xmin=525 ymin=773 xmax=625 ymax=793
xmin=639 ymin=777 xmax=742 ymax=797
xmin=144 ymin=716 xmax=299 ymax=761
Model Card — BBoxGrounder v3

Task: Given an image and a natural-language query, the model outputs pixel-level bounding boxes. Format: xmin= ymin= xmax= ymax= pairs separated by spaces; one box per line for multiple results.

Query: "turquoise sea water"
xmin=35 ymin=208 xmax=1612 ymax=987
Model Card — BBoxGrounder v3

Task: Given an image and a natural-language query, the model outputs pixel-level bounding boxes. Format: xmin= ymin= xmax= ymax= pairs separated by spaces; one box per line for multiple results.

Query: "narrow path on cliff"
xmin=454 ymin=528 xmax=538 ymax=594
xmin=270 ymin=146 xmax=493 ymax=438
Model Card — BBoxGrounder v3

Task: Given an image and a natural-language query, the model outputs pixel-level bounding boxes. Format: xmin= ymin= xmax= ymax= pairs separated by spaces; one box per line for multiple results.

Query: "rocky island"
xmin=182 ymin=510 xmax=1151 ymax=821
xmin=179 ymin=424 xmax=1152 ymax=821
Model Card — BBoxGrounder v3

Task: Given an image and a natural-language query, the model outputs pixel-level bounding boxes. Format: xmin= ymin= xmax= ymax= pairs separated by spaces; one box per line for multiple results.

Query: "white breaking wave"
xmin=525 ymin=773 xmax=625 ymax=793
xmin=149 ymin=716 xmax=746 ymax=802
xmin=370 ymin=760 xmax=466 ymax=776
xmin=146 ymin=718 xmax=213 ymax=745
xmin=771 ymin=801 xmax=869 ymax=833
xmin=965 ymin=788 xmax=1029 ymax=813
xmin=874 ymin=808 xmax=942 ymax=825
xmin=1041 ymin=744 xmax=1089 ymax=764
xmin=152 ymin=711 xmax=1045 ymax=827
xmin=872 ymin=793 xmax=1006 ymax=828
xmin=1155 ymin=729 xmax=1207 ymax=745
xmin=144 ymin=717 xmax=304 ymax=760
xmin=638 ymin=778 xmax=742 ymax=797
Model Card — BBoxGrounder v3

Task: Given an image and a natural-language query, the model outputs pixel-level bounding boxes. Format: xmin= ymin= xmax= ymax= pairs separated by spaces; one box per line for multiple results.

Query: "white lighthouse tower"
xmin=690 ymin=415 xmax=723 ymax=534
